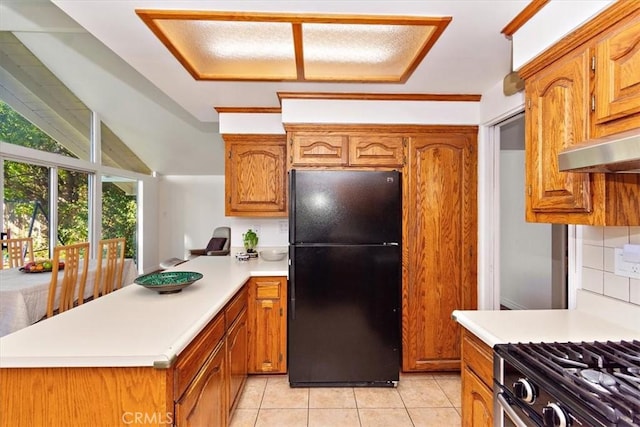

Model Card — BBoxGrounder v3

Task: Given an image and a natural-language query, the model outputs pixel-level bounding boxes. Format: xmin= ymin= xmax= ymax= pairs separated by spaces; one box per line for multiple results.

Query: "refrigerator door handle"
xmin=290 ymin=279 xmax=296 ymax=320
xmin=384 ymin=242 xmax=399 ymax=246
xmin=289 ymin=246 xmax=295 ymax=320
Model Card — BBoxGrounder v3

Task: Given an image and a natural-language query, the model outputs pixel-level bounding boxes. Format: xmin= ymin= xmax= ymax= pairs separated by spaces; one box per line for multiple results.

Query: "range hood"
xmin=558 ymin=130 xmax=640 ymax=173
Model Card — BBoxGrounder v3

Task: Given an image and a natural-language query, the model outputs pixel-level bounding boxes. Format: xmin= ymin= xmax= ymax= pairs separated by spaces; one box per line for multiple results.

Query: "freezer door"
xmin=290 ymin=170 xmax=401 ymax=244
xmin=288 ymin=245 xmax=400 ymax=386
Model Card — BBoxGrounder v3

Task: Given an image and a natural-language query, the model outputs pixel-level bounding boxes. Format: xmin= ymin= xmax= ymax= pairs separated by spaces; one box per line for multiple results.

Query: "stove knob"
xmin=513 ymin=378 xmax=537 ymax=404
xmin=542 ymin=402 xmax=570 ymax=427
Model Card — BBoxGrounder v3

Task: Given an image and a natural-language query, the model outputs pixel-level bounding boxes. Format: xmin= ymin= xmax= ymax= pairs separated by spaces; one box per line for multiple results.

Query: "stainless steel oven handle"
xmin=496 ymin=393 xmax=529 ymax=427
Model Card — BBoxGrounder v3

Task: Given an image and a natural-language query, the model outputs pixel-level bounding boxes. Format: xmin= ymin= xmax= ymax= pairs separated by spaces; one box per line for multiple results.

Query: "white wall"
xmin=219 ymin=113 xmax=284 ymax=134
xmin=157 ymin=175 xmax=288 ymax=262
xmin=580 ymin=226 xmax=640 ymax=306
xmin=139 ymin=175 xmax=159 ymax=274
xmin=499 ymin=148 xmax=553 ymax=309
xmin=281 ymin=99 xmax=480 ymax=125
xmin=512 ymin=1 xmax=613 ymax=70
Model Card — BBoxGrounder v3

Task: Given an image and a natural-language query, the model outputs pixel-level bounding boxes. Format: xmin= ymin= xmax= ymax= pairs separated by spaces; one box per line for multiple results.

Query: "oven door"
xmin=494 ymin=383 xmax=543 ymax=427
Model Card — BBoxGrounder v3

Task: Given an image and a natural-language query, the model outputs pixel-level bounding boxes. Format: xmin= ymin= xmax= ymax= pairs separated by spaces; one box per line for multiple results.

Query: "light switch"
xmin=614 ymin=247 xmax=640 ymax=279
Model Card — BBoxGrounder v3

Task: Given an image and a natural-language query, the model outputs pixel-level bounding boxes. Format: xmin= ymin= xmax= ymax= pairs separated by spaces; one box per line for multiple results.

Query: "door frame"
xmin=478 ymin=107 xmax=579 ymax=310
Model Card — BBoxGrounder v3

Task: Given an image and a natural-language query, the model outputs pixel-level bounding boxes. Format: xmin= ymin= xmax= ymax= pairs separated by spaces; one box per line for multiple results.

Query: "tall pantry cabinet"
xmin=402 ymin=127 xmax=478 ymax=371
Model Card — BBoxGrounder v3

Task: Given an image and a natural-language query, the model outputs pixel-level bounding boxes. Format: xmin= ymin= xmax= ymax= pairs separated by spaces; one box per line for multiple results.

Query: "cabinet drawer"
xmin=256 ymin=280 xmax=281 ymax=299
xmin=174 ymin=313 xmax=225 ymax=399
xmin=462 ymin=329 xmax=493 ymax=389
xmin=348 ymin=135 xmax=404 ymax=167
xmin=225 ymin=286 xmax=248 ymax=329
xmin=291 ymin=134 xmax=348 ymax=166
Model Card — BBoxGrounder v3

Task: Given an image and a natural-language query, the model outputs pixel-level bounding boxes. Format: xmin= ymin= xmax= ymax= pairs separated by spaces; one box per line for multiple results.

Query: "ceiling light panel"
xmin=302 ymin=23 xmax=437 ymax=81
xmin=154 ymin=19 xmax=297 ymax=80
xmin=136 ymin=11 xmax=451 ymax=82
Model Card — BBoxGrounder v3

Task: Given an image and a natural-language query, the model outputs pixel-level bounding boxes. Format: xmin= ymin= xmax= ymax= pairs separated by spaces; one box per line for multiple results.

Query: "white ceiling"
xmin=0 ymin=0 xmax=529 ymax=175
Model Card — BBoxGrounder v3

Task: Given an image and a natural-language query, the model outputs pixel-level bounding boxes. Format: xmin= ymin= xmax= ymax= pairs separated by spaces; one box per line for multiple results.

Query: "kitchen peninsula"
xmin=0 ymin=255 xmax=287 ymax=427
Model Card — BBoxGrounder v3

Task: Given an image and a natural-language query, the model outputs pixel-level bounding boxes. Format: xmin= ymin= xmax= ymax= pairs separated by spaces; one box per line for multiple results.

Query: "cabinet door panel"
xmin=175 ymin=341 xmax=227 ymax=427
xmin=595 ymin=19 xmax=640 ymax=124
xmin=526 ymin=49 xmax=592 ymax=215
xmin=403 ymin=131 xmax=477 ymax=371
xmin=224 ymin=135 xmax=287 ymax=217
xmin=461 ymin=367 xmax=493 ymax=427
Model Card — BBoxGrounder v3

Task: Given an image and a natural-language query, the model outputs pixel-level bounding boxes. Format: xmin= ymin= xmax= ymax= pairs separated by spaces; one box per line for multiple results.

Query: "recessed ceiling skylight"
xmin=136 ymin=10 xmax=451 ymax=83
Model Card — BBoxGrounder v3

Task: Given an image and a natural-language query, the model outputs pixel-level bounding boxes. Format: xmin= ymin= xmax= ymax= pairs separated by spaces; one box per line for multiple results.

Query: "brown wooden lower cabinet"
xmin=175 ymin=339 xmax=227 ymax=426
xmin=247 ymin=276 xmax=287 ymax=374
xmin=227 ymin=307 xmax=248 ymax=413
xmin=461 ymin=328 xmax=494 ymax=427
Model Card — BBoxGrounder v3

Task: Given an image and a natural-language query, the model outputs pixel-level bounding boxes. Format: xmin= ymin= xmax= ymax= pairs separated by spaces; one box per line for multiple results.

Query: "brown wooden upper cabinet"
xmin=593 ymin=17 xmax=640 ymax=137
xmin=520 ymin=4 xmax=640 ymax=225
xmin=286 ymin=126 xmax=405 ymax=169
xmin=224 ymin=134 xmax=287 ymax=217
xmin=525 ymin=47 xmax=592 ymax=219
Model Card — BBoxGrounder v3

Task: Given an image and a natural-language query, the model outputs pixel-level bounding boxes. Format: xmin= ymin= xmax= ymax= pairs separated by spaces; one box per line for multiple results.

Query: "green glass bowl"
xmin=135 ymin=271 xmax=203 ymax=294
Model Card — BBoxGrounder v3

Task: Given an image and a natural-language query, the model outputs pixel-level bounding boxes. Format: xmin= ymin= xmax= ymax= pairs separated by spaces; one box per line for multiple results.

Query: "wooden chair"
xmin=93 ymin=237 xmax=126 ymax=299
xmin=46 ymin=242 xmax=90 ymax=318
xmin=4 ymin=237 xmax=35 ymax=269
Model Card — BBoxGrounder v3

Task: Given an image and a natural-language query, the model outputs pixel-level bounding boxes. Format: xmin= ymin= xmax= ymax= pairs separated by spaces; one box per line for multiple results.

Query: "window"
xmin=57 ymin=168 xmax=89 ymax=246
xmin=102 ymin=176 xmax=138 ymax=259
xmin=1 ymin=35 xmax=148 ymax=264
xmin=3 ymin=160 xmax=50 ymax=258
xmin=0 ymin=100 xmax=80 ymax=158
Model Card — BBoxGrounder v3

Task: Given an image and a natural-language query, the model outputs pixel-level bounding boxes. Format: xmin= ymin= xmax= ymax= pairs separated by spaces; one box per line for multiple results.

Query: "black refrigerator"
xmin=288 ymin=169 xmax=401 ymax=387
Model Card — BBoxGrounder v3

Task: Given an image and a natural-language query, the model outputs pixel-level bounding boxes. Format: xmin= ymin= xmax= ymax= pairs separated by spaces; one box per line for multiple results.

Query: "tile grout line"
xmin=239 ymin=373 xmax=461 ymax=426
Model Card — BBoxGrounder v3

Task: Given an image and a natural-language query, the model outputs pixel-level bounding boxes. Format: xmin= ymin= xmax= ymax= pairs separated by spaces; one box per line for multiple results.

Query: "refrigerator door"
xmin=290 ymin=170 xmax=401 ymax=244
xmin=288 ymin=245 xmax=400 ymax=386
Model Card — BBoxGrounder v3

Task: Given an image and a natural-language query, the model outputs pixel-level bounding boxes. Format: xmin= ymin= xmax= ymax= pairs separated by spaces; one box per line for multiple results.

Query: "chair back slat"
xmin=3 ymin=237 xmax=34 ymax=269
xmin=46 ymin=242 xmax=90 ymax=318
xmin=93 ymin=238 xmax=126 ymax=299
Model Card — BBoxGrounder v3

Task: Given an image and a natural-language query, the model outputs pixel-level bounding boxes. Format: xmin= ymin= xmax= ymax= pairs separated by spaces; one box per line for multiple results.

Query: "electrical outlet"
xmin=279 ymin=220 xmax=288 ymax=234
xmin=614 ymin=248 xmax=640 ymax=279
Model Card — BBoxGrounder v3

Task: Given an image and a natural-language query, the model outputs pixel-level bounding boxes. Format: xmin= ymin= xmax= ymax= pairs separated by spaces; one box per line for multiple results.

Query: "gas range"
xmin=494 ymin=340 xmax=640 ymax=427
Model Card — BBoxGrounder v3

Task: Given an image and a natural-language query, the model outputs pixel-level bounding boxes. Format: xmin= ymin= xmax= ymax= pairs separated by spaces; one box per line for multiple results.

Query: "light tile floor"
xmin=230 ymin=372 xmax=462 ymax=427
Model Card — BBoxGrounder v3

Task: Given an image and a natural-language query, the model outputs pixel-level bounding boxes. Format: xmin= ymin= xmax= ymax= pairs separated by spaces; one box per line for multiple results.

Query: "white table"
xmin=0 ymin=259 xmax=137 ymax=337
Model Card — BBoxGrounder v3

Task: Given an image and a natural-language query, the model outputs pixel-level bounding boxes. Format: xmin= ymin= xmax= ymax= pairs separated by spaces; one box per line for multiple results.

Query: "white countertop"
xmin=453 ymin=290 xmax=640 ymax=348
xmin=0 ymin=256 xmax=288 ymax=368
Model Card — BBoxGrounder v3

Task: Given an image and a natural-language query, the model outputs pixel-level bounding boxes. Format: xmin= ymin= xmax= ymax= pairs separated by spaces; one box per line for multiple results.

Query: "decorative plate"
xmin=19 ymin=260 xmax=65 ymax=273
xmin=134 ymin=271 xmax=203 ymax=294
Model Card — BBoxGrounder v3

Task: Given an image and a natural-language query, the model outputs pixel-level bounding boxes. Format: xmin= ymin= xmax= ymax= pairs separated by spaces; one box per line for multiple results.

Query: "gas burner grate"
xmin=502 ymin=340 xmax=640 ymax=426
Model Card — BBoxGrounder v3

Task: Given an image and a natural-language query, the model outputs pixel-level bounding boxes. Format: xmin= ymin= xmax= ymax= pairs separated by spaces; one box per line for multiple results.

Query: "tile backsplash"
xmin=581 ymin=226 xmax=640 ymax=306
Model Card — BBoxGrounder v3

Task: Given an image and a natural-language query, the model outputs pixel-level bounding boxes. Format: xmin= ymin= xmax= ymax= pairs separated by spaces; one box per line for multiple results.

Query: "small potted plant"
xmin=243 ymin=229 xmax=259 ymax=254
